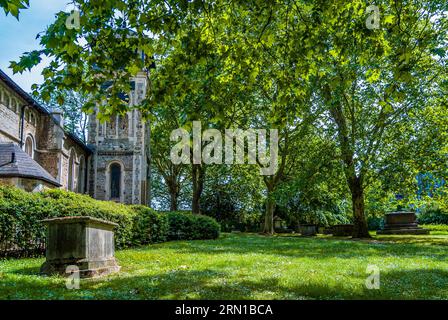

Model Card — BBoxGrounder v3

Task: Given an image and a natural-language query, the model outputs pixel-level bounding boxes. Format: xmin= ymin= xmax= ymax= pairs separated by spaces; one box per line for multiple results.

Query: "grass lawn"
xmin=1 ymin=232 xmax=448 ymax=300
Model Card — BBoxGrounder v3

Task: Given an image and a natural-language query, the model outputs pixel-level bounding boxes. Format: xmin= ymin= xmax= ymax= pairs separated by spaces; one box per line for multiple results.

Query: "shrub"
xmin=166 ymin=211 xmax=220 ymax=240
xmin=0 ymin=187 xmax=47 ymax=257
xmin=131 ymin=205 xmax=169 ymax=245
xmin=41 ymin=189 xmax=136 ymax=248
xmin=0 ymin=186 xmax=136 ymax=255
xmin=417 ymin=202 xmax=448 ymax=225
xmin=367 ymin=216 xmax=385 ymax=231
xmin=0 ymin=186 xmax=221 ymax=257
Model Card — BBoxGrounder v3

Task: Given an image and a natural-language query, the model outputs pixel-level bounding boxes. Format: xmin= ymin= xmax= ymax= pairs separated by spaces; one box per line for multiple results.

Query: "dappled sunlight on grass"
xmin=1 ymin=233 xmax=448 ymax=299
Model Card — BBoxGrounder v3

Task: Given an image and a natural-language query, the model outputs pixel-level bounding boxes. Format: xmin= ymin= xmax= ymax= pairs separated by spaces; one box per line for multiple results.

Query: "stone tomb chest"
xmin=40 ymin=216 xmax=120 ymax=278
xmin=377 ymin=211 xmax=429 ymax=235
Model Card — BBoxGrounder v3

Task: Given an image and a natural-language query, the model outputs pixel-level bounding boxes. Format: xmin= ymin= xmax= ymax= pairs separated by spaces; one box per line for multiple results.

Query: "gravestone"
xmin=377 ymin=212 xmax=429 ymax=235
xmin=331 ymin=224 xmax=354 ymax=236
xmin=299 ymin=224 xmax=317 ymax=236
xmin=40 ymin=216 xmax=121 ymax=278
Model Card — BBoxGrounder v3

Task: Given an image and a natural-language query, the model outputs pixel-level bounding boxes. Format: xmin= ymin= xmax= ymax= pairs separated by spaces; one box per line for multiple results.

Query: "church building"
xmin=0 ymin=69 xmax=150 ymax=205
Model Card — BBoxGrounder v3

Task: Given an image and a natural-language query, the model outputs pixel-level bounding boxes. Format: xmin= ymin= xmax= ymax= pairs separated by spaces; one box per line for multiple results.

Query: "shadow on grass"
xmin=4 ymin=267 xmax=446 ymax=300
xmin=143 ymin=233 xmax=448 ymax=262
xmin=3 ymin=234 xmax=448 ymax=299
xmin=90 ymin=267 xmax=448 ymax=299
xmin=9 ymin=266 xmax=41 ymax=275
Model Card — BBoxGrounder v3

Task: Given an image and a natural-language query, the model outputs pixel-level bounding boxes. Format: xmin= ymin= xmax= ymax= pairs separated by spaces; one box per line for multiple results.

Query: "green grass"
xmin=1 ymin=233 xmax=448 ymax=300
xmin=421 ymin=224 xmax=448 ymax=234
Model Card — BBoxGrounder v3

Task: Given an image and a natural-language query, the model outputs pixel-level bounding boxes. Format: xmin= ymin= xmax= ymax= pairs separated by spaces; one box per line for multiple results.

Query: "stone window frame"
xmin=77 ymin=155 xmax=86 ymax=194
xmin=106 ymin=115 xmax=118 ymax=138
xmin=12 ymin=98 xmax=19 ymax=113
xmin=118 ymin=113 xmax=130 ymax=138
xmin=67 ymin=148 xmax=77 ymax=192
xmin=4 ymin=92 xmax=11 ymax=108
xmin=26 ymin=109 xmax=31 ymax=123
xmin=30 ymin=111 xmax=36 ymax=126
xmin=105 ymin=160 xmax=125 ymax=203
xmin=24 ymin=134 xmax=35 ymax=159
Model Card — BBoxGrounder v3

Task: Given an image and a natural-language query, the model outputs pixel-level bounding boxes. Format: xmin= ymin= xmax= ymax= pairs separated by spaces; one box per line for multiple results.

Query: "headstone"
xmin=331 ymin=224 xmax=354 ymax=236
xmin=299 ymin=224 xmax=317 ymax=236
xmin=273 ymin=216 xmax=288 ymax=233
xmin=377 ymin=212 xmax=429 ymax=235
xmin=40 ymin=216 xmax=121 ymax=278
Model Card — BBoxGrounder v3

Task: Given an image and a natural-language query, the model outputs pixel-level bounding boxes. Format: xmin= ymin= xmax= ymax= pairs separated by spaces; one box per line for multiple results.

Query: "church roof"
xmin=0 ymin=143 xmax=61 ymax=187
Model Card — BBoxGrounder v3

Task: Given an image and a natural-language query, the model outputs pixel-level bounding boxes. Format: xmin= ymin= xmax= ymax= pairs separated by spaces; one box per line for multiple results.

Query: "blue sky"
xmin=0 ymin=0 xmax=68 ymax=92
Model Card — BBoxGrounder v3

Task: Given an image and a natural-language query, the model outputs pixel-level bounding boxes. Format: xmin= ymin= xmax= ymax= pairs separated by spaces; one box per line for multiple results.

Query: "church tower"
xmin=87 ymin=72 xmax=149 ymax=205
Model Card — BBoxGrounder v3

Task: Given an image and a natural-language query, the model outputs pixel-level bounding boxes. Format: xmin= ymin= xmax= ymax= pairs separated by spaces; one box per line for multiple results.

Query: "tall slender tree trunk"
xmin=145 ymin=122 xmax=152 ymax=207
xmin=162 ymin=169 xmax=179 ymax=212
xmin=325 ymin=86 xmax=370 ymax=239
xmin=167 ymin=179 xmax=179 ymax=211
xmin=263 ymin=197 xmax=275 ymax=234
xmin=263 ymin=185 xmax=276 ymax=234
xmin=192 ymin=164 xmax=205 ymax=214
xmin=170 ymin=192 xmax=178 ymax=211
xmin=349 ymin=176 xmax=370 ymax=238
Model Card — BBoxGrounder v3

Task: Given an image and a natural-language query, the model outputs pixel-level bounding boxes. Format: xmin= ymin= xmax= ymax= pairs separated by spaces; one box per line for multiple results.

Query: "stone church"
xmin=0 ymin=69 xmax=150 ymax=205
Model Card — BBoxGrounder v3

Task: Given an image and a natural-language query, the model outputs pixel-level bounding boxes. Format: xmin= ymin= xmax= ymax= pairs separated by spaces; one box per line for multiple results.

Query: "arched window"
xmin=107 ymin=116 xmax=117 ymax=138
xmin=77 ymin=156 xmax=86 ymax=193
xmin=118 ymin=114 xmax=129 ymax=137
xmin=24 ymin=135 xmax=34 ymax=158
xmin=110 ymin=163 xmax=122 ymax=200
xmin=68 ymin=150 xmax=76 ymax=191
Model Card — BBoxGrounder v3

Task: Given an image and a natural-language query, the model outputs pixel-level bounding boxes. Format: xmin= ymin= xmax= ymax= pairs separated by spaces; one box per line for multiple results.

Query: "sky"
xmin=0 ymin=0 xmax=69 ymax=92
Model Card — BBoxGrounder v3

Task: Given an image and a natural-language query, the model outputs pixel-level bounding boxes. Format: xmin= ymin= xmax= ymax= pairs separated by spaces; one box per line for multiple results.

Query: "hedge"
xmin=166 ymin=211 xmax=221 ymax=240
xmin=0 ymin=186 xmax=220 ymax=257
xmin=131 ymin=205 xmax=169 ymax=245
xmin=417 ymin=207 xmax=448 ymax=225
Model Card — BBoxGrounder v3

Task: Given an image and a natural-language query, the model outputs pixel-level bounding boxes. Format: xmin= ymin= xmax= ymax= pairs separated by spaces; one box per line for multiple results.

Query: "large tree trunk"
xmin=168 ymin=181 xmax=179 ymax=211
xmin=166 ymin=175 xmax=179 ymax=211
xmin=170 ymin=192 xmax=178 ymax=211
xmin=349 ymin=176 xmax=370 ymax=238
xmin=192 ymin=164 xmax=205 ymax=214
xmin=263 ymin=197 xmax=275 ymax=234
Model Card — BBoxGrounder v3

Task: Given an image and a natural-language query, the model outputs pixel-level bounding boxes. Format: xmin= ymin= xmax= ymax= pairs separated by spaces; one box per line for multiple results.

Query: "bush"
xmin=367 ymin=216 xmax=385 ymax=231
xmin=131 ymin=205 xmax=169 ymax=245
xmin=166 ymin=211 xmax=221 ymax=240
xmin=0 ymin=186 xmax=136 ymax=255
xmin=0 ymin=186 xmax=221 ymax=257
xmin=416 ymin=202 xmax=448 ymax=225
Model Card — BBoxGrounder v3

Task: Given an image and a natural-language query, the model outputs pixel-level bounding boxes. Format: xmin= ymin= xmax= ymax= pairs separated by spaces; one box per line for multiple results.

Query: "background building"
xmin=87 ymin=72 xmax=150 ymax=205
xmin=0 ymin=69 xmax=150 ymax=205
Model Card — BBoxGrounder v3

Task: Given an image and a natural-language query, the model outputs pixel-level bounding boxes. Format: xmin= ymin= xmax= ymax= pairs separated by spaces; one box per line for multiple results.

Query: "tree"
xmin=200 ymin=164 xmax=264 ymax=232
xmin=36 ymin=89 xmax=89 ymax=142
xmin=0 ymin=0 xmax=28 ymax=18
xmin=10 ymin=0 xmax=448 ymax=238
xmin=196 ymin=0 xmax=448 ymax=237
xmin=310 ymin=0 xmax=447 ymax=237
xmin=150 ymin=102 xmax=188 ymax=211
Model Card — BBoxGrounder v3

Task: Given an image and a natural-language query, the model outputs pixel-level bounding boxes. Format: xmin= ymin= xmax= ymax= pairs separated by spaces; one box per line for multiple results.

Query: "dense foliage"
xmin=166 ymin=211 xmax=221 ymax=241
xmin=9 ymin=0 xmax=448 ymax=237
xmin=130 ymin=205 xmax=169 ymax=245
xmin=0 ymin=186 xmax=220 ymax=257
xmin=417 ymin=203 xmax=448 ymax=225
